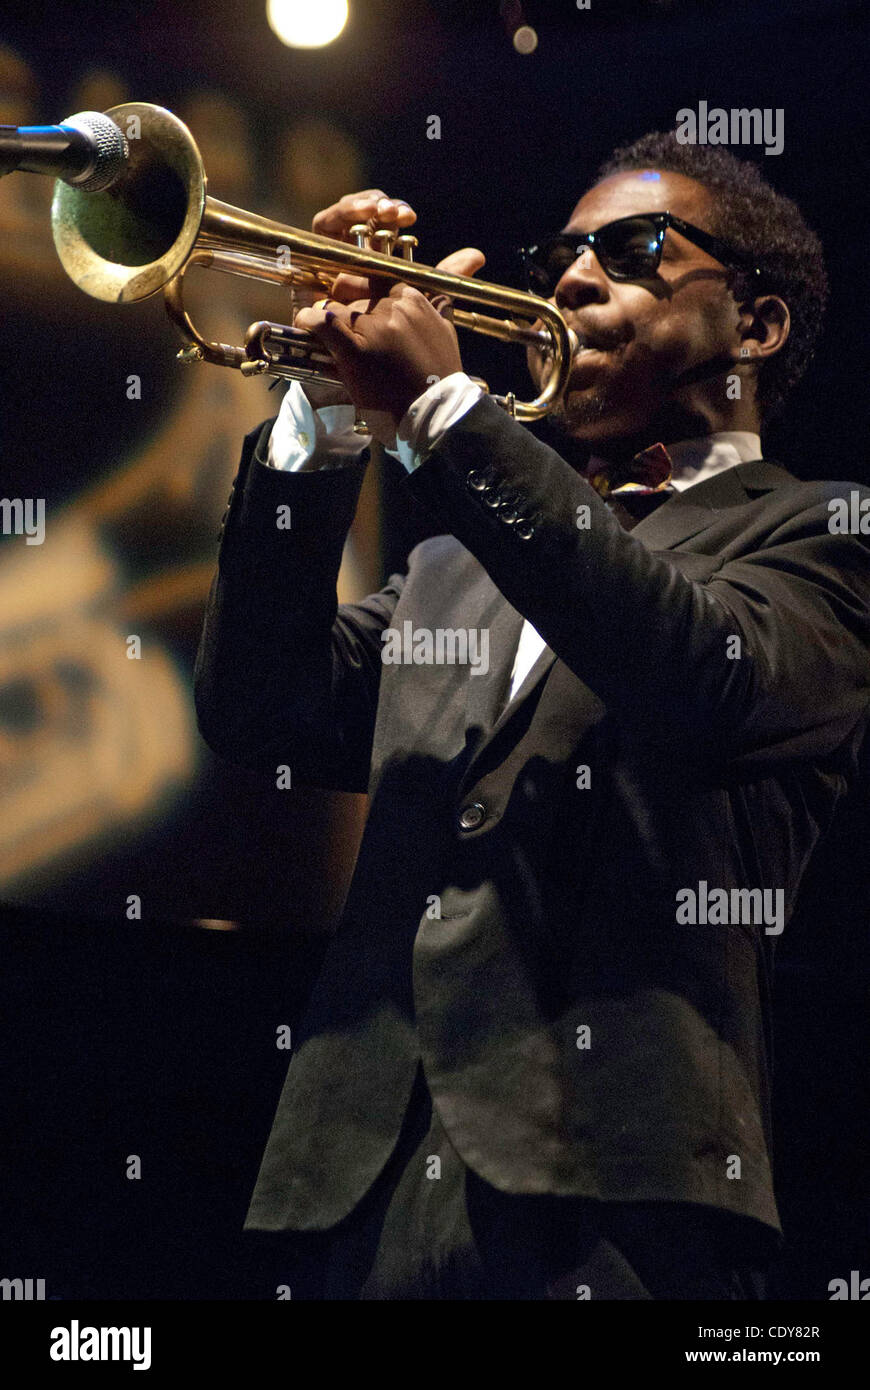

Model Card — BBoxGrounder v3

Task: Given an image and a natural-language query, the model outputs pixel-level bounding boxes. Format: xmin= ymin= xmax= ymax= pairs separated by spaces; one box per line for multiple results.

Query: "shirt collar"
xmin=587 ymin=431 xmax=762 ymax=494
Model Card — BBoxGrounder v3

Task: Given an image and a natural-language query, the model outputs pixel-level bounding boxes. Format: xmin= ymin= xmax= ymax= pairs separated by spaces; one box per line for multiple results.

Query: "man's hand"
xmin=295 ymin=282 xmax=463 ymax=426
xmin=294 ymin=189 xmax=485 ymax=425
xmin=312 ymin=190 xmax=418 ymax=308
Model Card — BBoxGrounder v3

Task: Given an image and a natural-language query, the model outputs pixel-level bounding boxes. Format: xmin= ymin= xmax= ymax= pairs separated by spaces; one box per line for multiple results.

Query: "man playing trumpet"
xmin=195 ymin=134 xmax=870 ymax=1299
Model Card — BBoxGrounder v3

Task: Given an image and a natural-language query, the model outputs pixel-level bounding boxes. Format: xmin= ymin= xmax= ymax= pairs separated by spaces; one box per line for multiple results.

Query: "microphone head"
xmin=61 ymin=111 xmax=129 ymax=192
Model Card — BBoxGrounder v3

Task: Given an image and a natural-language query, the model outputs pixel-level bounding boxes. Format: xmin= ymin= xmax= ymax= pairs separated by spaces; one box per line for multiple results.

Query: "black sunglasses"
xmin=519 ymin=212 xmax=761 ymax=294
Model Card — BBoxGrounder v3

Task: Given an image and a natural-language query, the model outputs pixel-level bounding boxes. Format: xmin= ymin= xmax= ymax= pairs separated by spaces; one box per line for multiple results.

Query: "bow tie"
xmin=585 ymin=442 xmax=674 ymax=499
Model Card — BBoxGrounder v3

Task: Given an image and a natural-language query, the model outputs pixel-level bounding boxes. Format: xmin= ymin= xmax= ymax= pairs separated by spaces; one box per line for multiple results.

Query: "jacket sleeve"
xmin=194 ymin=420 xmax=403 ymax=791
xmin=406 ymin=396 xmax=870 ymax=764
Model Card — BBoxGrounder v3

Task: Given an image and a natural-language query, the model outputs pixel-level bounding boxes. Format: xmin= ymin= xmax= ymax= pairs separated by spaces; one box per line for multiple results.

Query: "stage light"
xmin=266 ymin=0 xmax=349 ymax=49
xmin=513 ymin=24 xmax=538 ymax=54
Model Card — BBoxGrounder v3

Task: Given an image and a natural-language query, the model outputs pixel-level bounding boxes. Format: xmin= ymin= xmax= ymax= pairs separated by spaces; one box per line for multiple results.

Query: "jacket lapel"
xmin=490 ymin=637 xmax=556 ymax=738
xmin=462 ymin=568 xmax=527 ymax=753
xmin=628 ymin=457 xmax=794 ymax=549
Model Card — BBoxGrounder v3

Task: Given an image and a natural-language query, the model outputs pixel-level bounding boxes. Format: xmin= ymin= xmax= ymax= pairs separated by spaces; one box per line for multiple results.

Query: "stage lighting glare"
xmin=513 ymin=24 xmax=538 ymax=54
xmin=266 ymin=0 xmax=349 ymax=49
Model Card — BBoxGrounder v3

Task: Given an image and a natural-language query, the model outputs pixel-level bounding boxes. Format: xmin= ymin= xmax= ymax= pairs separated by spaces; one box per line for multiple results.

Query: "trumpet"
xmin=49 ymin=103 xmax=576 ymax=420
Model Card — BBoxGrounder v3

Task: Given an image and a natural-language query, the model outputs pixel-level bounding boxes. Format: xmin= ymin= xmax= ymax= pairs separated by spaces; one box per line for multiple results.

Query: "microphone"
xmin=0 ymin=111 xmax=128 ymax=192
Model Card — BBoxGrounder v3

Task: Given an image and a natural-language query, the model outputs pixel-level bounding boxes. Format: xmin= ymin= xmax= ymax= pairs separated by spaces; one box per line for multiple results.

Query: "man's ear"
xmin=734 ymin=294 xmax=790 ymax=363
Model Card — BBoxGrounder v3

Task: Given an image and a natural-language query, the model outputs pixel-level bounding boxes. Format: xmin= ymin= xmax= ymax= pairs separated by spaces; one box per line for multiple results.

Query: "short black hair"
xmin=596 ymin=132 xmax=828 ymax=418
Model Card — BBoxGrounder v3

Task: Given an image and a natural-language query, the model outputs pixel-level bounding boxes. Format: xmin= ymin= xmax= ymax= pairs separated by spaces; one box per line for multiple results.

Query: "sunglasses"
xmin=519 ymin=212 xmax=761 ymax=294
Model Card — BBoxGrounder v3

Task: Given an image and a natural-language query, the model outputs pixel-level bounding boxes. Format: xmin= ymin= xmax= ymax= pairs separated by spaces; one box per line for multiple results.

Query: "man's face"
xmin=529 ymin=169 xmax=745 ymax=446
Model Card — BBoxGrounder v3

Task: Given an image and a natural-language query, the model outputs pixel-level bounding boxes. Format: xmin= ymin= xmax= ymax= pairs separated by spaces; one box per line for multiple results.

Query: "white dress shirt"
xmin=266 ymin=373 xmax=761 ymax=705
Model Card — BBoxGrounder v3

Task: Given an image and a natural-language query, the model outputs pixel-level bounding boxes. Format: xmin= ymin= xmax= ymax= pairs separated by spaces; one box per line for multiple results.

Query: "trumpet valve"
xmin=349 ymin=222 xmax=371 ymax=248
xmin=394 ymin=233 xmax=418 ymax=261
xmin=371 ymin=228 xmax=397 ymax=254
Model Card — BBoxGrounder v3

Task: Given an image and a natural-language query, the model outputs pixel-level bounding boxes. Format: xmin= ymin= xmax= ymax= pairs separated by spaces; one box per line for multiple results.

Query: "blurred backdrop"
xmin=0 ymin=0 xmax=867 ymax=1299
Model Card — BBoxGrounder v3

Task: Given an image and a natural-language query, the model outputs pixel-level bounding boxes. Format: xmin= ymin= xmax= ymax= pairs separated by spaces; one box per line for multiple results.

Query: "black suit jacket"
xmin=195 ymin=397 xmax=870 ymax=1237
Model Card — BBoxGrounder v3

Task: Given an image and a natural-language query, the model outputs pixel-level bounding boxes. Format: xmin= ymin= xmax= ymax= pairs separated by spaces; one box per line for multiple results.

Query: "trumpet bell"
xmin=51 ymin=103 xmax=206 ymax=304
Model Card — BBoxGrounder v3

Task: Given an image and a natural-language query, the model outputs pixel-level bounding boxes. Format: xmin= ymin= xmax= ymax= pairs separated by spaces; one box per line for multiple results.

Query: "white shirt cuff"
xmin=266 ymin=381 xmax=366 ymax=471
xmin=266 ymin=372 xmax=484 ymax=473
xmin=385 ymin=372 xmax=485 ymax=473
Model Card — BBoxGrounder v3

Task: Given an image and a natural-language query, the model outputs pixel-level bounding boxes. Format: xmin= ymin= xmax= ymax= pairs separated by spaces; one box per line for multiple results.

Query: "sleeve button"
xmin=466 ymin=469 xmax=493 ymax=492
xmin=458 ymin=801 xmax=487 ymax=831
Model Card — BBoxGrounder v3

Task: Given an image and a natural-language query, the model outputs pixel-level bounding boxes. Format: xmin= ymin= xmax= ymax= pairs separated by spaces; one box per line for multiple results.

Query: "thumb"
xmin=435 ymin=246 xmax=486 ymax=278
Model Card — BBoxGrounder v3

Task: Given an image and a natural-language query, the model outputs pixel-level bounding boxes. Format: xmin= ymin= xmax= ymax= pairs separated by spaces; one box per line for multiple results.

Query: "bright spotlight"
xmin=267 ymin=0 xmax=349 ymax=49
xmin=513 ymin=24 xmax=538 ymax=54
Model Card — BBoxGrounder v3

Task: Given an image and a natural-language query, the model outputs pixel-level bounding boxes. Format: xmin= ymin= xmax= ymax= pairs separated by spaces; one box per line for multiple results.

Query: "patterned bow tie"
xmin=585 ymin=442 xmax=674 ymax=499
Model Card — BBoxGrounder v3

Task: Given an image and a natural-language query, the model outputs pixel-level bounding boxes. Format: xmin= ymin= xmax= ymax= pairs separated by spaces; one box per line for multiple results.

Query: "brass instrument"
xmin=50 ymin=103 xmax=575 ymax=421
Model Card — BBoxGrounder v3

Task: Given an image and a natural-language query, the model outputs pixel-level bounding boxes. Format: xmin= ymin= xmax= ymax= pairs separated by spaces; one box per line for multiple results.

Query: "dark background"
xmin=0 ymin=0 xmax=868 ymax=1300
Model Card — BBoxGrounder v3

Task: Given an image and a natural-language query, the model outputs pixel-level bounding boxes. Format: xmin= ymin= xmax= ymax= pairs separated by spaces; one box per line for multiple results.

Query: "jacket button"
xmin=458 ymin=801 xmax=486 ymax=831
xmin=515 ymin=516 xmax=536 ymax=539
xmin=499 ymin=506 xmax=519 ymax=524
xmin=466 ymin=468 xmax=493 ymax=492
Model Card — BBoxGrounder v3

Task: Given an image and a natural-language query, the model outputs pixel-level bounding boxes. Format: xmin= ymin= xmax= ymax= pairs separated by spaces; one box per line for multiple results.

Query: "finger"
xmin=386 ymin=282 xmax=461 ymax=323
xmin=372 ymin=196 xmax=417 ymax=228
xmin=285 ymin=282 xmax=335 ymax=311
xmin=430 ymin=293 xmax=455 ymax=322
xmin=294 ymin=303 xmax=366 ymax=376
xmin=294 ymin=299 xmax=359 ymax=336
xmin=313 ymin=191 xmax=417 ymax=238
xmin=329 ymin=272 xmax=376 ymax=303
xmin=317 ymin=313 xmax=362 ymax=356
xmin=435 ymin=247 xmax=486 ymax=277
xmin=329 ymin=270 xmax=397 ymax=306
xmin=312 ymin=190 xmax=387 ymax=236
